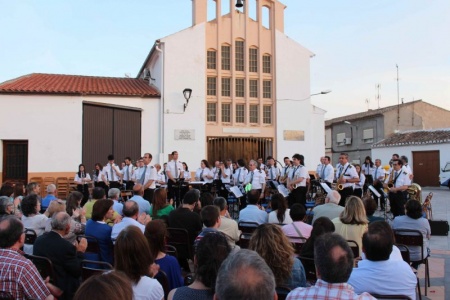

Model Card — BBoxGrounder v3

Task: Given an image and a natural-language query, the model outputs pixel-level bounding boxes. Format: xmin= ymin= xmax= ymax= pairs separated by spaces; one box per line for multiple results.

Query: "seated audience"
xmin=26 ymin=182 xmax=41 ymax=197
xmin=249 ymin=223 xmax=306 ymax=289
xmin=348 ymin=221 xmax=417 ymax=299
xmin=0 ymin=216 xmax=58 ymax=300
xmin=12 ymin=183 xmax=25 ymax=217
xmin=213 ymin=197 xmax=241 ymax=248
xmin=85 ymin=199 xmax=115 ymax=264
xmin=114 ymin=226 xmax=164 ymax=300
xmin=332 ymin=196 xmax=368 ymax=257
xmin=129 ymin=184 xmax=151 ymax=215
xmin=74 ymin=271 xmax=133 ymax=300
xmin=111 ymin=200 xmax=151 ymax=240
xmin=0 ymin=196 xmax=14 ymax=219
xmin=66 ymin=191 xmax=87 ymax=238
xmin=168 ymin=232 xmax=231 ymax=300
xmin=286 ymin=233 xmax=375 ymax=299
xmin=311 ymin=190 xmax=344 ymax=224
xmin=363 ymin=198 xmax=384 ymax=223
xmin=300 ymin=217 xmax=335 ymax=258
xmin=109 ymin=188 xmax=123 ymax=216
xmin=268 ymin=193 xmax=293 ymax=225
xmin=21 ymin=194 xmax=48 ymax=236
xmin=282 ymin=204 xmax=312 ymax=240
xmin=195 ymin=205 xmax=221 ymax=247
xmin=392 ymin=199 xmax=431 ymax=266
xmin=150 ymin=188 xmax=174 ymax=220
xmin=145 ymin=220 xmax=184 ymax=290
xmin=41 ymin=184 xmax=57 ymax=211
xmin=214 ymin=249 xmax=277 ymax=300
xmin=34 ymin=212 xmax=87 ymax=300
xmin=238 ymin=190 xmax=268 ymax=225
xmin=84 ymin=187 xmax=106 ymax=220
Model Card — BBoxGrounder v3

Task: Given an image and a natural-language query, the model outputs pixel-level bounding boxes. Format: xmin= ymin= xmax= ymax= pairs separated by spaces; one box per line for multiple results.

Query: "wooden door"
xmin=412 ymin=150 xmax=440 ymax=187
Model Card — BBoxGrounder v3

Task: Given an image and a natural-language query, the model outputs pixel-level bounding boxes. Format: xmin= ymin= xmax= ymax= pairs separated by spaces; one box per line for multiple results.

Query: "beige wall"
xmin=384 ymin=101 xmax=450 ymax=135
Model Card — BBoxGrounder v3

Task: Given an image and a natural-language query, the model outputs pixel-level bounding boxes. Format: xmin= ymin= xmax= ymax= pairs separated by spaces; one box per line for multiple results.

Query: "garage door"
xmin=412 ymin=150 xmax=440 ymax=187
xmin=82 ymin=104 xmax=141 ymax=172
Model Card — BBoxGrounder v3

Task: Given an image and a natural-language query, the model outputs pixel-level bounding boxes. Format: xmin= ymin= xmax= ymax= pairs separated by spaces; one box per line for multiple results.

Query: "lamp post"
xmin=310 ymin=90 xmax=332 ymax=96
xmin=183 ymin=88 xmax=192 ymax=112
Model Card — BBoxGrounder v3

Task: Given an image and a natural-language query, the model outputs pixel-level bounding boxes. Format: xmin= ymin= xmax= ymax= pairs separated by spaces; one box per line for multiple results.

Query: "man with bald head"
xmin=129 ymin=183 xmax=151 ymax=215
xmin=34 ymin=212 xmax=87 ymax=300
xmin=111 ymin=200 xmax=151 ymax=240
xmin=311 ymin=190 xmax=344 ymax=224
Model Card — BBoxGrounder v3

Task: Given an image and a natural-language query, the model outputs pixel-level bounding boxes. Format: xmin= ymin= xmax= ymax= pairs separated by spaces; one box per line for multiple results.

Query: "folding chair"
xmin=287 ymin=236 xmax=307 ymax=255
xmin=276 ymin=286 xmax=292 ymax=300
xmin=81 ymin=260 xmax=113 ymax=281
xmin=237 ymin=233 xmax=252 ymax=249
xmin=120 ymin=190 xmax=133 ymax=202
xmin=165 ymin=244 xmax=178 ymax=258
xmin=155 ymin=270 xmax=170 ymax=300
xmin=394 ymin=229 xmax=429 ymax=296
xmin=370 ymin=294 xmax=411 ymax=300
xmin=167 ymin=228 xmax=194 ymax=261
xmin=346 ymin=240 xmax=360 ymax=258
xmin=298 ymin=256 xmax=317 ymax=285
xmin=238 ymin=221 xmax=259 ymax=234
xmin=77 ymin=235 xmax=102 ymax=262
xmin=24 ymin=254 xmax=56 ymax=282
xmin=396 ymin=243 xmax=422 ymax=300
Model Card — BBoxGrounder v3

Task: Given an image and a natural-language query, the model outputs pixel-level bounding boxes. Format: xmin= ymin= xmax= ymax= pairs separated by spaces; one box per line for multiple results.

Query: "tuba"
xmin=406 ymin=183 xmax=422 ymax=204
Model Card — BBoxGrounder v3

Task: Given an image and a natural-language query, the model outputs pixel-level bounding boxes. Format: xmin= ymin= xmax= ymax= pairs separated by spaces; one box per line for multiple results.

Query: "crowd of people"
xmin=0 ymin=150 xmax=430 ymax=300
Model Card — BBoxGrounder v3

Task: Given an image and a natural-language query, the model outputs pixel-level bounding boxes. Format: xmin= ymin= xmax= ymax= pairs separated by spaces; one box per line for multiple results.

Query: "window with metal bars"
xmin=263 ymin=80 xmax=272 ymax=98
xmin=249 ymin=48 xmax=258 ymax=72
xmin=207 ymin=77 xmax=217 ymax=96
xmin=222 ymin=77 xmax=231 ymax=97
xmin=222 ymin=103 xmax=231 ymax=123
xmin=235 ymin=40 xmax=244 ymax=71
xmin=236 ymin=104 xmax=245 ymax=123
xmin=263 ymin=105 xmax=272 ymax=124
xmin=235 ymin=78 xmax=245 ymax=97
xmin=207 ymin=50 xmax=217 ymax=69
xmin=263 ymin=54 xmax=271 ymax=73
xmin=221 ymin=45 xmax=231 ymax=70
xmin=207 ymin=103 xmax=217 ymax=122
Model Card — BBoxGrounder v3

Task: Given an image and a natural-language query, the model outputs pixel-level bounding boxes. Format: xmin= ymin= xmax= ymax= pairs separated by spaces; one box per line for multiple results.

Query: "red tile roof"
xmin=372 ymin=129 xmax=450 ymax=148
xmin=0 ymin=73 xmax=159 ymax=98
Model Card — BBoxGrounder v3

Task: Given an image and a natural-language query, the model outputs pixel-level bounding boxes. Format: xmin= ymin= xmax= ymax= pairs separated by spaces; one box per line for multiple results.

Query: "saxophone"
xmin=384 ymin=171 xmax=394 ymax=192
xmin=336 ymin=167 xmax=345 ymax=191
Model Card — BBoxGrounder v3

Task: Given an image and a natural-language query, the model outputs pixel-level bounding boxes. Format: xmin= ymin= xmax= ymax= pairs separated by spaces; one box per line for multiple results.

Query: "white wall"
xmin=0 ymin=94 xmax=160 ymax=173
xmin=275 ymin=31 xmax=321 ymax=171
xmin=158 ymin=24 xmax=206 ymax=167
xmin=372 ymin=144 xmax=450 ymax=170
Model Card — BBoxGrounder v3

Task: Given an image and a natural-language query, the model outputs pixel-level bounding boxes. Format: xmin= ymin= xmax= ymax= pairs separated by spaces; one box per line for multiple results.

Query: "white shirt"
xmin=316 ymin=164 xmax=324 ymax=177
xmin=355 ymin=173 xmax=366 ymax=189
xmin=195 ymin=167 xmax=213 ymax=183
xmin=132 ymin=167 xmax=143 ymax=182
xmin=156 ymin=171 xmax=166 ymax=185
xmin=166 ymin=160 xmax=183 ymax=180
xmin=132 ymin=275 xmax=164 ymax=300
xmin=183 ymin=170 xmax=191 ymax=181
xmin=74 ymin=173 xmax=91 ymax=184
xmin=139 ymin=165 xmax=157 ymax=189
xmin=104 ymin=163 xmax=122 ymax=181
xmin=122 ymin=164 xmax=134 ymax=181
xmin=371 ymin=166 xmax=386 ymax=182
xmin=268 ymin=209 xmax=293 ymax=224
xmin=243 ymin=170 xmax=266 ymax=189
xmin=288 ymin=165 xmax=308 ymax=187
xmin=281 ymin=165 xmax=292 ymax=179
xmin=233 ymin=167 xmax=248 ymax=185
xmin=212 ymin=167 xmax=221 ymax=180
xmin=362 ymin=163 xmax=375 ymax=176
xmin=111 ymin=217 xmax=145 ymax=240
xmin=392 ymin=169 xmax=411 ymax=187
xmin=220 ymin=167 xmax=231 ymax=184
xmin=259 ymin=163 xmax=267 ymax=171
xmin=322 ymin=164 xmax=335 ymax=183
xmin=266 ymin=166 xmax=280 ymax=181
xmin=335 ymin=163 xmax=358 ymax=189
xmin=403 ymin=164 xmax=413 ymax=175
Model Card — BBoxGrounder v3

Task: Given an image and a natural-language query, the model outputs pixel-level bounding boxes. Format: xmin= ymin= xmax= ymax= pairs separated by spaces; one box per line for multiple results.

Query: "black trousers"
xmin=338 ymin=187 xmax=353 ymax=207
xmin=389 ymin=191 xmax=407 ymax=217
xmin=77 ymin=184 xmax=90 ymax=206
xmin=288 ymin=186 xmax=307 ymax=209
xmin=353 ymin=188 xmax=363 ymax=198
xmin=143 ymin=188 xmax=155 ymax=205
xmin=123 ymin=180 xmax=134 ymax=191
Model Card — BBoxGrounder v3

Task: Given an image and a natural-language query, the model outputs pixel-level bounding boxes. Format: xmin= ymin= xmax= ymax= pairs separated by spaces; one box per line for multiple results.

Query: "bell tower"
xmin=192 ymin=0 xmax=208 ymax=26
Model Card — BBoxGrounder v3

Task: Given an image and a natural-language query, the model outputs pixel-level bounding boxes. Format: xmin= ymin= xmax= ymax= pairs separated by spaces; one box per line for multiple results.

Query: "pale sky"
xmin=1 ymin=0 xmax=449 ymax=119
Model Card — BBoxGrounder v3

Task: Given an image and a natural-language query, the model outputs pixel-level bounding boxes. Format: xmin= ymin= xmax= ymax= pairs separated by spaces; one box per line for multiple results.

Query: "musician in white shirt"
xmin=195 ymin=160 xmax=213 ymax=183
xmin=182 ymin=162 xmax=192 ymax=182
xmin=371 ymin=159 xmax=386 ymax=210
xmin=265 ymin=156 xmax=280 ymax=182
xmin=212 ymin=161 xmax=221 ymax=180
xmin=166 ymin=151 xmax=184 ymax=204
xmin=243 ymin=160 xmax=266 ymax=200
xmin=233 ymin=159 xmax=248 ymax=187
xmin=257 ymin=157 xmax=267 ymax=172
xmin=352 ymin=164 xmax=365 ymax=198
xmin=122 ymin=156 xmax=135 ymax=190
xmin=104 ymin=154 xmax=123 ymax=190
xmin=386 ymin=159 xmax=411 ymax=217
xmin=287 ymin=154 xmax=308 ymax=208
xmin=154 ymin=164 xmax=166 ymax=188
xmin=138 ymin=153 xmax=157 ymax=204
xmin=74 ymin=164 xmax=91 ymax=204
xmin=279 ymin=157 xmax=292 ymax=187
xmin=315 ymin=157 xmax=326 ymax=180
xmin=322 ymin=156 xmax=335 ymax=187
xmin=401 ymin=155 xmax=414 ymax=180
xmin=335 ymin=152 xmax=359 ymax=207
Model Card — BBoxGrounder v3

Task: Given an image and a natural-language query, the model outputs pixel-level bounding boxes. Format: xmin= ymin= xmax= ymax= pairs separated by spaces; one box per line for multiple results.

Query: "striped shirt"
xmin=0 ymin=248 xmax=50 ymax=300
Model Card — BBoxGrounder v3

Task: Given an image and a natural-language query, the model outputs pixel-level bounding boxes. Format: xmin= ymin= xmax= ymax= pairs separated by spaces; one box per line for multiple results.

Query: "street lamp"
xmin=310 ymin=90 xmax=332 ymax=96
xmin=183 ymin=88 xmax=192 ymax=112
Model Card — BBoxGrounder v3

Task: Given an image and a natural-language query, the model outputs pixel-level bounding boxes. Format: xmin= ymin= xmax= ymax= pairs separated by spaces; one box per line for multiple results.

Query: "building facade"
xmin=325 ymin=100 xmax=450 ymax=165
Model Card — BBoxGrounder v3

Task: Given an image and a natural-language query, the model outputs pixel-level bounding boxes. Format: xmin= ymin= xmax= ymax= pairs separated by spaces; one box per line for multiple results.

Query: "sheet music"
xmin=277 ymin=185 xmax=290 ymax=198
xmin=368 ymin=185 xmax=381 ymax=198
xmin=230 ymin=186 xmax=243 ymax=198
xmin=189 ymin=181 xmax=206 ymax=185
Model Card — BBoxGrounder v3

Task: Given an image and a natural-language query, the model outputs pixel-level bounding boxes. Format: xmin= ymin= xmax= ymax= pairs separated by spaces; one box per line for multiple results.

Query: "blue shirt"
xmin=238 ymin=205 xmax=268 ymax=225
xmin=111 ymin=217 xmax=145 ymax=240
xmin=41 ymin=194 xmax=57 ymax=210
xmin=129 ymin=195 xmax=151 ymax=215
xmin=85 ymin=219 xmax=113 ymax=264
xmin=112 ymin=200 xmax=123 ymax=216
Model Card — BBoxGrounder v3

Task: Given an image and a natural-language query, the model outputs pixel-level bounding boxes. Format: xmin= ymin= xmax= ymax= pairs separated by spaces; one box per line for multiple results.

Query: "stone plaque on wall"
xmin=283 ymin=130 xmax=305 ymax=141
xmin=174 ymin=129 xmax=195 ymax=140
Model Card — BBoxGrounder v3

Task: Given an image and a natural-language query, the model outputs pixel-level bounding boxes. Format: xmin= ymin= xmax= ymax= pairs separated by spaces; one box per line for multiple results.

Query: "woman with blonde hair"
xmin=332 ymin=196 xmax=368 ymax=256
xmin=249 ymin=223 xmax=306 ymax=289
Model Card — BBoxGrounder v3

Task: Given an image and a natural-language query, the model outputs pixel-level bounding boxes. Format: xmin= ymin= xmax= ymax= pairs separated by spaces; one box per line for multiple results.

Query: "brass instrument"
xmin=336 ymin=167 xmax=345 ymax=191
xmin=406 ymin=183 xmax=422 ymax=204
xmin=384 ymin=171 xmax=394 ymax=192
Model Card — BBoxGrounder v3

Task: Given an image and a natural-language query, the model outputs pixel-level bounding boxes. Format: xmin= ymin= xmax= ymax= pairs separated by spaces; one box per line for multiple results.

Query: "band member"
xmin=371 ymin=159 xmax=386 ymax=210
xmin=321 ymin=156 xmax=334 ymax=188
xmin=166 ymin=151 xmax=184 ymax=205
xmin=195 ymin=160 xmax=213 ymax=183
xmin=104 ymin=154 xmax=122 ymax=190
xmin=132 ymin=157 xmax=144 ymax=184
xmin=362 ymin=156 xmax=375 ymax=194
xmin=335 ymin=153 xmax=359 ymax=207
xmin=182 ymin=162 xmax=192 ymax=182
xmin=386 ymin=159 xmax=411 ymax=217
xmin=265 ymin=156 xmax=280 ymax=182
xmin=154 ymin=164 xmax=166 ymax=188
xmin=122 ymin=156 xmax=135 ymax=190
xmin=352 ymin=164 xmax=365 ymax=198
xmin=400 ymin=155 xmax=414 ymax=180
xmin=257 ymin=157 xmax=266 ymax=172
xmin=139 ymin=153 xmax=157 ymax=204
xmin=315 ymin=157 xmax=326 ymax=180
xmin=212 ymin=161 xmax=221 ymax=180
xmin=243 ymin=160 xmax=266 ymax=201
xmin=74 ymin=164 xmax=91 ymax=205
xmin=217 ymin=161 xmax=231 ymax=198
xmin=225 ymin=159 xmax=233 ymax=183
xmin=93 ymin=163 xmax=107 ymax=191
xmin=233 ymin=159 xmax=248 ymax=187
xmin=287 ymin=154 xmax=308 ymax=208
xmin=279 ymin=157 xmax=292 ymax=187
